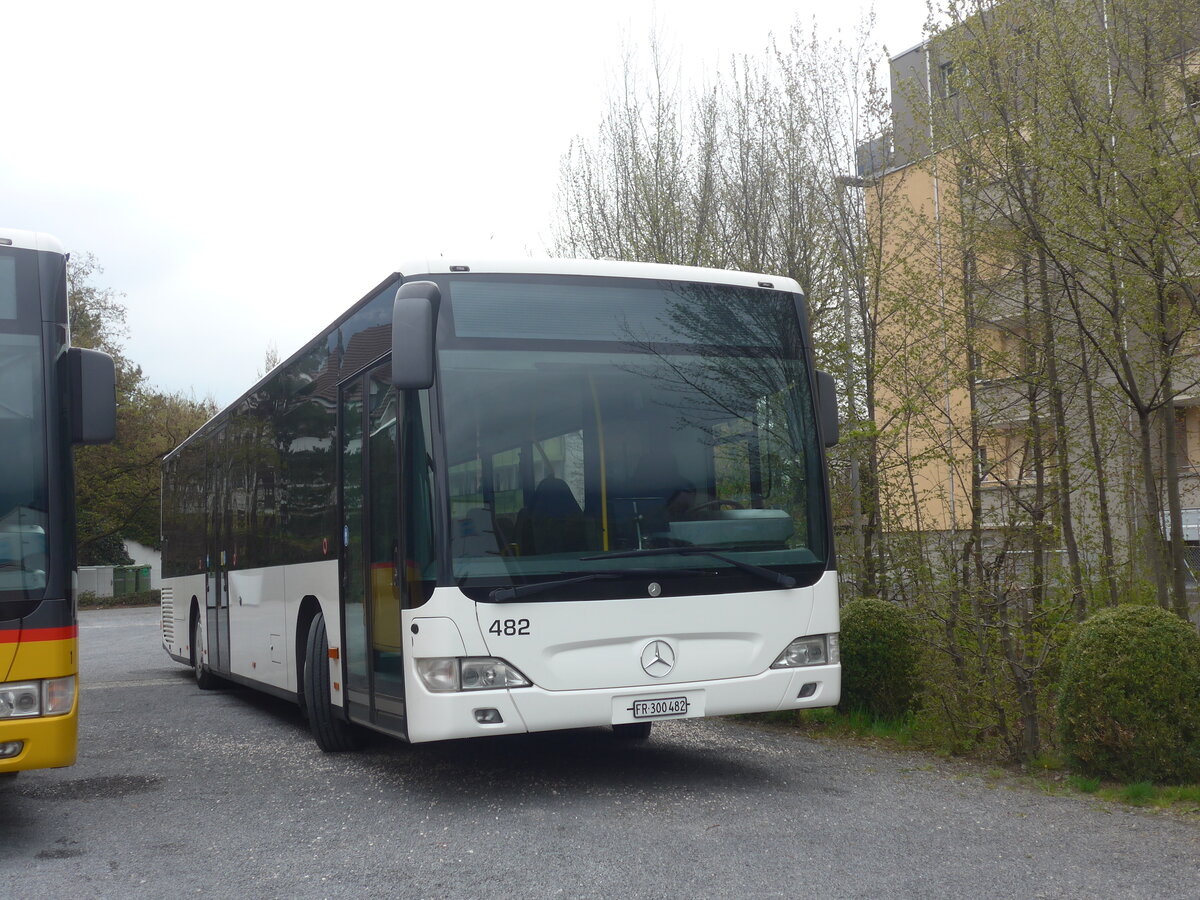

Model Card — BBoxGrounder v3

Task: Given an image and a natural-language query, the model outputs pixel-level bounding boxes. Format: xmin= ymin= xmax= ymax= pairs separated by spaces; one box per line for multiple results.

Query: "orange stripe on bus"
xmin=0 ymin=625 xmax=78 ymax=644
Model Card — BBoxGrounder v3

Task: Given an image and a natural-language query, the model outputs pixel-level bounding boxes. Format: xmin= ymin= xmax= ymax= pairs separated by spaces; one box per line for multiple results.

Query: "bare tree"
xmin=554 ymin=19 xmax=899 ymax=600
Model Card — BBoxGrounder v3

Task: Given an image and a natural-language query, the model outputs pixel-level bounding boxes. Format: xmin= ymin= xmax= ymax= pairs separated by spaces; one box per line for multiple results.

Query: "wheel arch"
xmin=294 ymin=594 xmax=323 ymax=707
xmin=188 ymin=596 xmax=202 ymax=665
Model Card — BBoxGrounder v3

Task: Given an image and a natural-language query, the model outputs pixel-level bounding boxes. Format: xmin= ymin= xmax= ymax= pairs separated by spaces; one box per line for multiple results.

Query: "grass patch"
xmin=1030 ymin=753 xmax=1065 ymax=773
xmin=1162 ymin=785 xmax=1200 ymax=804
xmin=1067 ymin=774 xmax=1101 ymax=793
xmin=1059 ymin=775 xmax=1200 ymax=814
xmin=750 ymin=706 xmax=920 ymax=748
xmin=1119 ymin=781 xmax=1156 ymax=805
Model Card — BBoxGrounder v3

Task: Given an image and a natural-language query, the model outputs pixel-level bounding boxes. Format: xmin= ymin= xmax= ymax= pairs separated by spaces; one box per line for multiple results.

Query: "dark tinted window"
xmin=437 ymin=275 xmax=827 ymax=598
xmin=449 ymin=277 xmax=798 ymax=348
xmin=0 ymin=254 xmax=18 ymax=319
xmin=0 ymin=248 xmax=49 ymax=601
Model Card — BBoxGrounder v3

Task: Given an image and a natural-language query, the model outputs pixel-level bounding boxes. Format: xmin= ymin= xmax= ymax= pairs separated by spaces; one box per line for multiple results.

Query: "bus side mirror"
xmin=68 ymin=346 xmax=117 ymax=444
xmin=816 ymin=370 xmax=839 ymax=448
xmin=391 ymin=280 xmax=441 ymax=390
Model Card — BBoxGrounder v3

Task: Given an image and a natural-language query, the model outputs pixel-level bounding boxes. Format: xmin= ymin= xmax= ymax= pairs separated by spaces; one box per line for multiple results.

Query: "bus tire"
xmin=303 ymin=613 xmax=360 ymax=753
xmin=613 ymin=722 xmax=652 ymax=740
xmin=192 ymin=617 xmax=218 ymax=690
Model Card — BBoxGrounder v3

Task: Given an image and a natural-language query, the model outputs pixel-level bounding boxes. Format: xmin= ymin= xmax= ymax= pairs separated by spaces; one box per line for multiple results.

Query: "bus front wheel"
xmin=192 ymin=617 xmax=218 ymax=690
xmin=303 ymin=613 xmax=361 ymax=753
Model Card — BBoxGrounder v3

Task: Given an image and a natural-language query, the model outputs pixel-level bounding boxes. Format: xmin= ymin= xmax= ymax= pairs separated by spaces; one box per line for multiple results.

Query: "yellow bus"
xmin=0 ymin=228 xmax=114 ymax=778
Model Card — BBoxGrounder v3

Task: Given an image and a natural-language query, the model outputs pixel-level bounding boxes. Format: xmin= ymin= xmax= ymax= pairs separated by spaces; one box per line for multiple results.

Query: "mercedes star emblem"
xmin=641 ymin=639 xmax=676 ymax=678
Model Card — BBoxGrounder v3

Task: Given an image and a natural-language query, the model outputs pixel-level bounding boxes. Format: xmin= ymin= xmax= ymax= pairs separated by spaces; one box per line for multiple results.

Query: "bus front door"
xmin=339 ymin=362 xmax=405 ymax=731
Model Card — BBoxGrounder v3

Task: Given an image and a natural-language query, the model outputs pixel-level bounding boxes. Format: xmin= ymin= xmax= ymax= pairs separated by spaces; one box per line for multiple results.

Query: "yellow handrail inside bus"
xmin=588 ymin=376 xmax=609 ymax=551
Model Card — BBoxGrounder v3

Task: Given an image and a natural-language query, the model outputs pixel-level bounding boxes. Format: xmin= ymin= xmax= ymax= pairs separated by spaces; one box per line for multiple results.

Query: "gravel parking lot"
xmin=1 ymin=606 xmax=1197 ymax=899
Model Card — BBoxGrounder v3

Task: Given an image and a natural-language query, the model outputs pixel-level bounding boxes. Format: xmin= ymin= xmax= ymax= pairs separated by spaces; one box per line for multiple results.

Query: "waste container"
xmin=112 ymin=567 xmax=132 ymax=597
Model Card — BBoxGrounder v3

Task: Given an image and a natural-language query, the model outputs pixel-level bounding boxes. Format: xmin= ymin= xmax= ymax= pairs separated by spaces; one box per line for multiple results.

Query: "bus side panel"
xmin=0 ymin=633 xmax=78 ymax=772
xmin=162 ymin=574 xmax=205 ymax=662
xmin=282 ymin=559 xmax=340 ymax=701
xmin=228 ymin=567 xmax=288 ymax=690
xmin=805 ymin=573 xmax=840 ymax=646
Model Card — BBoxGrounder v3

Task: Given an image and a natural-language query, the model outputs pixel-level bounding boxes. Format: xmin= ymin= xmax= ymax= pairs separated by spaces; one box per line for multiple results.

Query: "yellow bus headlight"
xmin=0 ymin=676 xmax=75 ymax=719
xmin=0 ymin=682 xmax=41 ymax=718
xmin=43 ymin=676 xmax=76 ymax=716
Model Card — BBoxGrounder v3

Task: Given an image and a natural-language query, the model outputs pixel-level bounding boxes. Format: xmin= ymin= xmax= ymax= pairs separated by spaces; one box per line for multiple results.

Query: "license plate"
xmin=631 ymin=696 xmax=689 ymax=719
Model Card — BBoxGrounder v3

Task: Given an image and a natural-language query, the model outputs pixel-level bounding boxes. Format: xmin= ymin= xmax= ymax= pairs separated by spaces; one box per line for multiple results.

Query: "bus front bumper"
xmin=0 ymin=705 xmax=78 ymax=773
xmin=404 ymin=663 xmax=839 ymax=743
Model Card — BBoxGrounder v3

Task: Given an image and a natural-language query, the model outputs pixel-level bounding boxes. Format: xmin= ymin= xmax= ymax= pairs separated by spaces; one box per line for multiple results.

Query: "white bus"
xmin=160 ymin=259 xmax=841 ymax=748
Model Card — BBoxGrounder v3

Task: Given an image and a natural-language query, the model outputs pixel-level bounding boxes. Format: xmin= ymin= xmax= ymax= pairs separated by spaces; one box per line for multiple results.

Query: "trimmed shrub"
xmin=839 ymin=597 xmax=920 ymax=719
xmin=1057 ymin=605 xmax=1200 ymax=784
xmin=78 ymin=589 xmax=161 ymax=609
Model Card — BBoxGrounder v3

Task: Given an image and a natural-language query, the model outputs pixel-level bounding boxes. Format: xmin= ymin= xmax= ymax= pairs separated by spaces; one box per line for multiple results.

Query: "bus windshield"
xmin=438 ymin=275 xmax=828 ymax=597
xmin=0 ymin=250 xmax=50 ymax=600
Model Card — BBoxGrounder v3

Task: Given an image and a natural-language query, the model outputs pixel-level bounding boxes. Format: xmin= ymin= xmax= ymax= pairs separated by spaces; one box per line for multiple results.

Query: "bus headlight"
xmin=0 ymin=677 xmax=75 ymax=719
xmin=771 ymin=634 xmax=839 ymax=668
xmin=0 ymin=683 xmax=41 ymax=718
xmin=415 ymin=657 xmax=532 ymax=692
xmin=43 ymin=676 xmax=76 ymax=716
xmin=460 ymin=659 xmax=530 ymax=691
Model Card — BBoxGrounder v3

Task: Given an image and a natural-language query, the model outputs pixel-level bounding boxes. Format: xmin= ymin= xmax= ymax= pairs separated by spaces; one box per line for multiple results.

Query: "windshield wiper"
xmin=487 ymin=567 xmax=706 ymax=602
xmin=488 ymin=573 xmax=621 ymax=603
xmin=581 ymin=546 xmax=797 ymax=589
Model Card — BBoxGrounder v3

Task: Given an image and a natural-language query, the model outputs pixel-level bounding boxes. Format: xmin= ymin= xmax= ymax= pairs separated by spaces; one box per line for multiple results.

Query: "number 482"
xmin=489 ymin=618 xmax=530 ymax=636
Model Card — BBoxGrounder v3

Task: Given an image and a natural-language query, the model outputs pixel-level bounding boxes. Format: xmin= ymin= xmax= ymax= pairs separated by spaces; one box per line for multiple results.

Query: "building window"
xmin=976 ymin=445 xmax=992 ymax=481
xmin=1175 ymin=408 xmax=1200 ymax=469
xmin=979 ymin=323 xmax=1036 ymax=381
xmin=980 ymin=426 xmax=1055 ymax=485
xmin=1185 ymin=73 xmax=1200 ymax=109
xmin=940 ymin=61 xmax=957 ymax=98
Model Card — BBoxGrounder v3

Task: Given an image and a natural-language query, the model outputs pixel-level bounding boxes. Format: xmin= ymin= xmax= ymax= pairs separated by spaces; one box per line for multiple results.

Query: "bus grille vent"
xmin=161 ymin=586 xmax=174 ymax=643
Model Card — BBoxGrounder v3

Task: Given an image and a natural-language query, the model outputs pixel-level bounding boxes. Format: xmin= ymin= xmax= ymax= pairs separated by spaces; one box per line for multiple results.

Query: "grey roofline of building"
xmin=890 ymin=39 xmax=928 ymax=62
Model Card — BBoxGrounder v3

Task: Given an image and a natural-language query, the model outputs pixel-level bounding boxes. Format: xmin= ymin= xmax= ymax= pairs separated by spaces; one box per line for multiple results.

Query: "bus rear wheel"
xmin=613 ymin=722 xmax=652 ymax=740
xmin=192 ymin=617 xmax=218 ymax=690
xmin=303 ymin=613 xmax=361 ymax=752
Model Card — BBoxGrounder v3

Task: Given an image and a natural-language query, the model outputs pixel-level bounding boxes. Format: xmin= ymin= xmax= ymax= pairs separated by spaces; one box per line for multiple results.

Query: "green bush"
xmin=77 ymin=588 xmax=161 ymax=609
xmin=1057 ymin=605 xmax=1200 ymax=784
xmin=839 ymin=597 xmax=920 ymax=719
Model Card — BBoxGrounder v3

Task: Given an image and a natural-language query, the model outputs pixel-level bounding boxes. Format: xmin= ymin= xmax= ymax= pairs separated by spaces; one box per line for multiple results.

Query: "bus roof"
xmin=0 ymin=228 xmax=64 ymax=255
xmin=393 ymin=257 xmax=802 ymax=294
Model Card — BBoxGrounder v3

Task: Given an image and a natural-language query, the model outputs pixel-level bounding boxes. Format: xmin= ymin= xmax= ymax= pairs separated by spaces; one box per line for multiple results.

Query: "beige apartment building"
xmin=867 ymin=3 xmax=1200 ymax=605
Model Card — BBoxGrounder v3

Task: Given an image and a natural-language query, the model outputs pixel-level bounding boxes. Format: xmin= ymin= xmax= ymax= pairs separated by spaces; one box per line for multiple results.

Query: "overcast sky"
xmin=4 ymin=0 xmax=929 ymax=408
